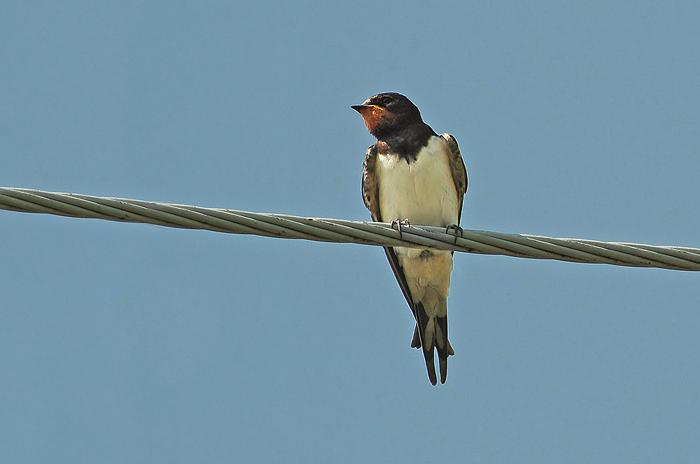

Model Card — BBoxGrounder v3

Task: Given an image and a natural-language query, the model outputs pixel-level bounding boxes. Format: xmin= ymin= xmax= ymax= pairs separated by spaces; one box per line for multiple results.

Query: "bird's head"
xmin=352 ymin=92 xmax=423 ymax=139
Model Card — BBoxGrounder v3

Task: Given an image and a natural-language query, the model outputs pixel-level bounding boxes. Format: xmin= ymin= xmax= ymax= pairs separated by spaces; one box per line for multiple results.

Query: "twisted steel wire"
xmin=1 ymin=187 xmax=699 ymax=271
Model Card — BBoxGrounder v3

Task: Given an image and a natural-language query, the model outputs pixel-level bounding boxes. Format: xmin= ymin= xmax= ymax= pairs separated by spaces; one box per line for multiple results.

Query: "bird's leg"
xmin=391 ymin=218 xmax=411 ymax=240
xmin=445 ymin=224 xmax=463 ymax=244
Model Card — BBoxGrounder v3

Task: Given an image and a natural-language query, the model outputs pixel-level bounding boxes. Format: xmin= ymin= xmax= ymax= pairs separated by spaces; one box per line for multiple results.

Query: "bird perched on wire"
xmin=352 ymin=92 xmax=468 ymax=385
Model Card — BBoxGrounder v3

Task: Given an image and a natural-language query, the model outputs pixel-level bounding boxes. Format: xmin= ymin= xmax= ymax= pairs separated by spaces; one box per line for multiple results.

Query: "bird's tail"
xmin=413 ymin=301 xmax=454 ymax=385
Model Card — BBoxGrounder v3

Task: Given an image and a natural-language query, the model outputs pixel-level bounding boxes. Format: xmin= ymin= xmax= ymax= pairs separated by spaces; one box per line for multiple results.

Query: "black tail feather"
xmin=410 ymin=324 xmax=421 ymax=348
xmin=438 ymin=354 xmax=448 ymax=384
xmin=413 ymin=304 xmax=454 ymax=385
xmin=423 ymin=347 xmax=438 ymax=385
xmin=413 ymin=302 xmax=438 ymax=385
xmin=414 ymin=302 xmax=435 ymax=384
xmin=435 ymin=315 xmax=451 ymax=384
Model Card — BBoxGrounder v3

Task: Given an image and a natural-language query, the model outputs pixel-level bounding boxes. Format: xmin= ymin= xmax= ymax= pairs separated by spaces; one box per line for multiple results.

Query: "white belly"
xmin=377 ymin=136 xmax=459 ymax=228
xmin=377 ymin=136 xmax=459 ymax=317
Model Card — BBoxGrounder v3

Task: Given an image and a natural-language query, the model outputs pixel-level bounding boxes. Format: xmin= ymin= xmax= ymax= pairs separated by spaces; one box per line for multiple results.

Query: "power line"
xmin=1 ymin=187 xmax=699 ymax=271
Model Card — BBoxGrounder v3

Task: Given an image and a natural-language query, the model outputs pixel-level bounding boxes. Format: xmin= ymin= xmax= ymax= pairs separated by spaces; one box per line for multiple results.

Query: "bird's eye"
xmin=379 ymin=96 xmax=393 ymax=105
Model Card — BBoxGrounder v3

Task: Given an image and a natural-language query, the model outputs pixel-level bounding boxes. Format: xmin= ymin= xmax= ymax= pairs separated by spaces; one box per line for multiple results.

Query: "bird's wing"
xmin=361 ymin=144 xmax=381 ymax=221
xmin=362 ymin=144 xmax=419 ymax=322
xmin=441 ymin=133 xmax=468 ymax=223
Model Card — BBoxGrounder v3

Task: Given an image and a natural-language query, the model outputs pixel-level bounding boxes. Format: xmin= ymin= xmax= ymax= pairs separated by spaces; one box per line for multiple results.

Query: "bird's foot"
xmin=391 ymin=218 xmax=411 ymax=240
xmin=445 ymin=224 xmax=463 ymax=244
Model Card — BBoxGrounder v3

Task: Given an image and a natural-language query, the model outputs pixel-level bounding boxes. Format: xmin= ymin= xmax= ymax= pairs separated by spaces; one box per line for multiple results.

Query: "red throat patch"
xmin=358 ymin=105 xmax=388 ymax=134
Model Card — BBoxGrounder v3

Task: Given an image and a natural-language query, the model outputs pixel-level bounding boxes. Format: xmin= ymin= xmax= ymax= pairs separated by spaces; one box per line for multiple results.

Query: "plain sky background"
xmin=2 ymin=1 xmax=699 ymax=462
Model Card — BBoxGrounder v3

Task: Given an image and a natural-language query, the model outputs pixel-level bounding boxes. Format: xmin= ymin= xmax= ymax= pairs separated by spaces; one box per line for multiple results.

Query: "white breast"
xmin=377 ymin=136 xmax=459 ymax=228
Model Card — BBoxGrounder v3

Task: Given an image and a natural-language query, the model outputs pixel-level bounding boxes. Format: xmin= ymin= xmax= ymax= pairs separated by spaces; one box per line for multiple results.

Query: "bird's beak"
xmin=352 ymin=103 xmax=384 ymax=115
xmin=351 ymin=104 xmax=371 ymax=113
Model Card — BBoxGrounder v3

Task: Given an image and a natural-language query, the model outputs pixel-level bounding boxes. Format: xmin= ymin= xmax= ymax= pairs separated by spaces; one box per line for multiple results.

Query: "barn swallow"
xmin=353 ymin=92 xmax=468 ymax=385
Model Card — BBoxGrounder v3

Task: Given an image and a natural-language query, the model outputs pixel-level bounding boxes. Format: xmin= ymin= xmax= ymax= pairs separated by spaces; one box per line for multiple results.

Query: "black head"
xmin=352 ymin=92 xmax=424 ymax=138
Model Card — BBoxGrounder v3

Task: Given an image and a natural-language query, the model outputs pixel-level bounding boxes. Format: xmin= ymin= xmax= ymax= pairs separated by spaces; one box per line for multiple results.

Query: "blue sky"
xmin=2 ymin=1 xmax=700 ymax=462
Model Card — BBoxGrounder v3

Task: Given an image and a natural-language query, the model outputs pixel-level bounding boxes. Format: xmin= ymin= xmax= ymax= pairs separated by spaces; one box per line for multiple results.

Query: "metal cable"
xmin=1 ymin=187 xmax=699 ymax=271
